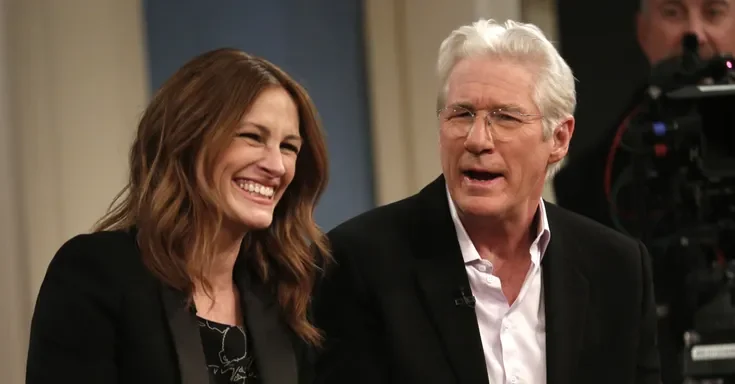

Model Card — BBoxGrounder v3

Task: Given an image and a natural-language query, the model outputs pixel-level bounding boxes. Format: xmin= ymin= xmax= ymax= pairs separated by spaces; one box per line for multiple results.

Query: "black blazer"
xmin=312 ymin=175 xmax=661 ymax=384
xmin=26 ymin=229 xmax=312 ymax=384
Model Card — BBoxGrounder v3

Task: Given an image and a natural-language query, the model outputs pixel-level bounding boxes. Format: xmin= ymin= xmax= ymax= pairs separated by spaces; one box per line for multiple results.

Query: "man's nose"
xmin=685 ymin=16 xmax=710 ymax=52
xmin=463 ymin=115 xmax=494 ymax=154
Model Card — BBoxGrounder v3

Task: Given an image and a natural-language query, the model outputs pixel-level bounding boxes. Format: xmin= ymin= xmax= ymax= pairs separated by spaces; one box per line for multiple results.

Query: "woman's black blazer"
xmin=26 ymin=229 xmax=314 ymax=384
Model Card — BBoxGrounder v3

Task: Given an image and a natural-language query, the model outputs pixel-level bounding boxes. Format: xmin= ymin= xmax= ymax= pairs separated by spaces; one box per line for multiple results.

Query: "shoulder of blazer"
xmin=545 ymin=202 xmax=638 ymax=246
xmin=327 ymin=176 xmax=445 ymax=243
xmin=46 ymin=230 xmax=144 ymax=291
xmin=52 ymin=229 xmax=141 ymax=268
xmin=544 ymin=201 xmax=645 ymax=270
xmin=328 ymin=195 xmax=420 ymax=239
xmin=34 ymin=230 xmax=144 ymax=326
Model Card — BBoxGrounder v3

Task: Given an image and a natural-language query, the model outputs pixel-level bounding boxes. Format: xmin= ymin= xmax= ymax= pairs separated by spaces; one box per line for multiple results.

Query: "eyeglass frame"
xmin=436 ymin=104 xmax=544 ymax=140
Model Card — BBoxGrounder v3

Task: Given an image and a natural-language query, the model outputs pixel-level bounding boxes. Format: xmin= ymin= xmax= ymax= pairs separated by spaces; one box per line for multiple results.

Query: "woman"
xmin=26 ymin=48 xmax=330 ymax=384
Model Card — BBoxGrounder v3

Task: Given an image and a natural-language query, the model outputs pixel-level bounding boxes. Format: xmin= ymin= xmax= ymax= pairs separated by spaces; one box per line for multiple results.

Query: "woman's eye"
xmin=238 ymin=132 xmax=261 ymax=141
xmin=281 ymin=143 xmax=300 ymax=154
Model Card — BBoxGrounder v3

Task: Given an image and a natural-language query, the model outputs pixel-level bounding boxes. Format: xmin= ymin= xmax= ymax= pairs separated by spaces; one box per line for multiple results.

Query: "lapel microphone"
xmin=453 ymin=286 xmax=476 ymax=308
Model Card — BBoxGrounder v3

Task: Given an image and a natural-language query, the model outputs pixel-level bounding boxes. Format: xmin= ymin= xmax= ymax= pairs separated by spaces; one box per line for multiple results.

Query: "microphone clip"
xmin=454 ymin=287 xmax=477 ymax=308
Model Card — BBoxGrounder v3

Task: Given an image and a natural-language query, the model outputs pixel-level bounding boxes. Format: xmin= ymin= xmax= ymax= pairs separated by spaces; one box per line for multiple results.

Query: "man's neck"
xmin=460 ymin=200 xmax=540 ymax=263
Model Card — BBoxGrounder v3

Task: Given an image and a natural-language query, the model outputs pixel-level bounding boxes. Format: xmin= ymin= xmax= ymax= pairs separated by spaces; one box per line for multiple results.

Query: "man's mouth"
xmin=463 ymin=170 xmax=504 ymax=181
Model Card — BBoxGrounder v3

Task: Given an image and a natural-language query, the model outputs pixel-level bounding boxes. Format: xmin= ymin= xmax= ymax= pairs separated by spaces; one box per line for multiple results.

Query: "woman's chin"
xmin=237 ymin=211 xmax=274 ymax=231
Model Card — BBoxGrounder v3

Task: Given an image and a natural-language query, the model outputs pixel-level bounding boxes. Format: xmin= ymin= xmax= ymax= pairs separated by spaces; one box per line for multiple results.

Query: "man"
xmin=313 ymin=19 xmax=661 ymax=384
xmin=554 ymin=0 xmax=735 ymax=230
xmin=553 ymin=2 xmax=734 ymax=381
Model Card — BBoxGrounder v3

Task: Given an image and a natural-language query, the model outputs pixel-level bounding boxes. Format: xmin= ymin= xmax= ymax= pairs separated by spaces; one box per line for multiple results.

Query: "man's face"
xmin=637 ymin=0 xmax=735 ymax=65
xmin=438 ymin=56 xmax=573 ymax=222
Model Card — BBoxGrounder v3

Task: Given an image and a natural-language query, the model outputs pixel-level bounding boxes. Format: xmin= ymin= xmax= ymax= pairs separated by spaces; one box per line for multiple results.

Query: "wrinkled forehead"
xmin=444 ymin=63 xmax=540 ymax=113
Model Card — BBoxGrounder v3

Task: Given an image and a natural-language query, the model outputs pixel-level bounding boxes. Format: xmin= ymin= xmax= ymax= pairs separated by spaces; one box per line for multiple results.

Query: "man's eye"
xmin=661 ymin=5 xmax=685 ymax=19
xmin=448 ymin=108 xmax=475 ymax=119
xmin=704 ymin=6 xmax=727 ymax=19
xmin=497 ymin=113 xmax=520 ymax=122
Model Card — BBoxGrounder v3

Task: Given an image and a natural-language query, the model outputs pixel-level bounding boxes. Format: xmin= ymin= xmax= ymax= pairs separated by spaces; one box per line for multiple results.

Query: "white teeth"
xmin=236 ymin=181 xmax=275 ymax=198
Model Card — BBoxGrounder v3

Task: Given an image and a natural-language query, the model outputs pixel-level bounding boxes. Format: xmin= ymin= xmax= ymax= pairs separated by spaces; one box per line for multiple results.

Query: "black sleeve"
xmin=26 ymin=235 xmax=122 ymax=383
xmin=312 ymin=230 xmax=389 ymax=384
xmin=635 ymin=241 xmax=662 ymax=384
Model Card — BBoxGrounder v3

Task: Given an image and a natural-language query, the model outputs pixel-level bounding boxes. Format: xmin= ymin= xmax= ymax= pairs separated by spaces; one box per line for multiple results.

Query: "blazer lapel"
xmin=160 ymin=286 xmax=213 ymax=384
xmin=543 ymin=205 xmax=590 ymax=384
xmin=236 ymin=272 xmax=298 ymax=384
xmin=413 ymin=177 xmax=489 ymax=384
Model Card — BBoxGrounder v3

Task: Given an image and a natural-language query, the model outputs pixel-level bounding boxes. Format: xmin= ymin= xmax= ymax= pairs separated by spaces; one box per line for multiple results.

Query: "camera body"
xmin=617 ymin=34 xmax=735 ymax=383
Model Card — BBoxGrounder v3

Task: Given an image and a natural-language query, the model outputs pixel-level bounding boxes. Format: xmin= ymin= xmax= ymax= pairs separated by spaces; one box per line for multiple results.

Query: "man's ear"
xmin=548 ymin=116 xmax=574 ymax=165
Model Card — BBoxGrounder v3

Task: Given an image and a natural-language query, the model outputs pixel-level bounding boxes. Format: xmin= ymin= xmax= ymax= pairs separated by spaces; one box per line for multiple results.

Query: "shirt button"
xmin=486 ymin=276 xmax=492 ymax=284
xmin=510 ymin=376 xmax=519 ymax=383
xmin=477 ymin=264 xmax=486 ymax=272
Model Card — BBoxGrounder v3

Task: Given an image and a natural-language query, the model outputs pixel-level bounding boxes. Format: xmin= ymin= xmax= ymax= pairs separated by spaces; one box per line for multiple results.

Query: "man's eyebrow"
xmin=449 ymin=101 xmax=524 ymax=111
xmin=446 ymin=102 xmax=476 ymax=110
xmin=660 ymin=0 xmax=684 ymax=6
xmin=495 ymin=103 xmax=525 ymax=112
xmin=445 ymin=102 xmax=528 ymax=113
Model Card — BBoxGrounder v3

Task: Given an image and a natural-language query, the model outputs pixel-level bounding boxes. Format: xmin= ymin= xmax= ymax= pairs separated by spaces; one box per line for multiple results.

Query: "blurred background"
xmin=0 ymin=0 xmax=652 ymax=381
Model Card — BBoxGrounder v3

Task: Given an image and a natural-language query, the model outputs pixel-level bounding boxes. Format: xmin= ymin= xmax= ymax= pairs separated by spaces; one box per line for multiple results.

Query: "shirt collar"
xmin=446 ymin=186 xmax=551 ymax=266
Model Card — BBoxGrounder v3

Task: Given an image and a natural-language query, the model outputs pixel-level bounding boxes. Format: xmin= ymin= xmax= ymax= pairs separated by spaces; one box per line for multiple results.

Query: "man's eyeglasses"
xmin=437 ymin=105 xmax=543 ymax=141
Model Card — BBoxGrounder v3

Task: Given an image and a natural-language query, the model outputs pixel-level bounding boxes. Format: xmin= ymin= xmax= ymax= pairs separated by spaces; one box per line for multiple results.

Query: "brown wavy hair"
xmin=95 ymin=48 xmax=330 ymax=345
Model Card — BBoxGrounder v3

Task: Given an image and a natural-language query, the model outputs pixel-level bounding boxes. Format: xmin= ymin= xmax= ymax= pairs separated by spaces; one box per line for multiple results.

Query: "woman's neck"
xmin=192 ymin=228 xmax=245 ymax=326
xmin=206 ymin=226 xmax=245 ymax=291
xmin=193 ymin=284 xmax=242 ymax=326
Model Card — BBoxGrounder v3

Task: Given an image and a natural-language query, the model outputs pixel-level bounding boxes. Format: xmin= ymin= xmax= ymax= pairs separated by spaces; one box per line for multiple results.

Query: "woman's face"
xmin=211 ymin=86 xmax=302 ymax=231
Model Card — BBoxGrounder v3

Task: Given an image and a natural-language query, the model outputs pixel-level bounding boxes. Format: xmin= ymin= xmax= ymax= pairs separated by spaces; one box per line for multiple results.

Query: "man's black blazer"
xmin=312 ymin=175 xmax=661 ymax=384
xmin=26 ymin=229 xmax=313 ymax=384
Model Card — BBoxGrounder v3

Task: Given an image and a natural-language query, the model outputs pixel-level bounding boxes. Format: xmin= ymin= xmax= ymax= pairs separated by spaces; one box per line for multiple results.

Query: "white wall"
xmin=0 ymin=1 xmax=27 ymax=383
xmin=0 ymin=1 xmax=149 ymax=382
xmin=365 ymin=0 xmax=559 ymax=205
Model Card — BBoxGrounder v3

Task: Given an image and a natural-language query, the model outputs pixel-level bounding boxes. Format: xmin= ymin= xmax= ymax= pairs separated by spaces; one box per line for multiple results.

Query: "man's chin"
xmin=454 ymin=194 xmax=508 ymax=218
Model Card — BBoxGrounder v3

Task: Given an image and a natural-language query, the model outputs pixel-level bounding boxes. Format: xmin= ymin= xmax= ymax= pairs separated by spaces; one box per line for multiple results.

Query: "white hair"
xmin=436 ymin=19 xmax=577 ymax=178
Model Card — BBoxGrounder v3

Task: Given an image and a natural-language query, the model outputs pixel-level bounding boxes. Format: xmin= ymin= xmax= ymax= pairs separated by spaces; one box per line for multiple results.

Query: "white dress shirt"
xmin=447 ymin=189 xmax=551 ymax=384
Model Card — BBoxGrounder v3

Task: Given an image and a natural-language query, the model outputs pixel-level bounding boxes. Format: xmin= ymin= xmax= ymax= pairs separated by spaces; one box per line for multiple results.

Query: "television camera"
xmin=613 ymin=34 xmax=735 ymax=383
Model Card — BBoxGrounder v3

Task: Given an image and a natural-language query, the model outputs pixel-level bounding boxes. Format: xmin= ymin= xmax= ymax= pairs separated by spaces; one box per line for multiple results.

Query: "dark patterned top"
xmin=197 ymin=316 xmax=260 ymax=384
